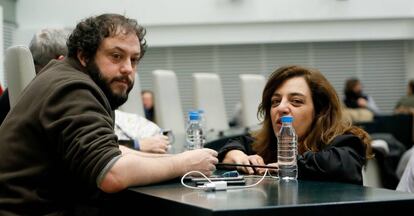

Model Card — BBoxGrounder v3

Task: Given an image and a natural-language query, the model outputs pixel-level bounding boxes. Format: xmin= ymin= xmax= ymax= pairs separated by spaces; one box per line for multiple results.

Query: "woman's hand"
xmin=222 ymin=150 xmax=265 ymax=174
xmin=262 ymin=162 xmax=278 ymax=175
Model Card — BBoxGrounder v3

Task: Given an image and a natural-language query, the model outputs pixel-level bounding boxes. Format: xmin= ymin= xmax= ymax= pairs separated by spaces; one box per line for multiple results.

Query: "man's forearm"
xmin=119 ymin=145 xmax=171 ymax=157
xmin=99 ymin=152 xmax=183 ymax=193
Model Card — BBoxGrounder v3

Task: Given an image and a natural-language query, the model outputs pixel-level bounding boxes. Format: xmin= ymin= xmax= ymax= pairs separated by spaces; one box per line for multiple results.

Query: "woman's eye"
xmin=271 ymin=99 xmax=280 ymax=107
xmin=291 ymin=99 xmax=304 ymax=105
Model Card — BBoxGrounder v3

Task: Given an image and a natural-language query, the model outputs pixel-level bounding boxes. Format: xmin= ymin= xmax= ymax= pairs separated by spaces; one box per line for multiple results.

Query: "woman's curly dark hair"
xmin=67 ymin=13 xmax=147 ymax=62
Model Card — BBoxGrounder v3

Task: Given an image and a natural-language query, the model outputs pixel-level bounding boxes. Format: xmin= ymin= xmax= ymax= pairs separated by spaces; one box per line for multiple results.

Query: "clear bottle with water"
xmin=277 ymin=115 xmax=298 ymax=181
xmin=185 ymin=111 xmax=205 ymax=150
xmin=198 ymin=109 xmax=206 ymax=129
xmin=198 ymin=109 xmax=207 ymax=139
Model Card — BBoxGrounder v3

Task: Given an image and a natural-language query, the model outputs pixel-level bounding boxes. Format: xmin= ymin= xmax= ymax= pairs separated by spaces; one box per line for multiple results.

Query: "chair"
xmin=396 ymin=147 xmax=413 ymax=179
xmin=152 ymin=70 xmax=185 ymax=135
xmin=362 ymin=158 xmax=383 ymax=188
xmin=118 ymin=73 xmax=145 ymax=117
xmin=362 ymin=139 xmax=389 ymax=188
xmin=4 ymin=45 xmax=36 ymax=107
xmin=239 ymin=74 xmax=266 ymax=128
xmin=192 ymin=73 xmax=229 ymax=132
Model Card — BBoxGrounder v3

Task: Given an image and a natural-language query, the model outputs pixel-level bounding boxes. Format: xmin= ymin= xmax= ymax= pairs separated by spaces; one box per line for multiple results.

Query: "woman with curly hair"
xmin=219 ymin=65 xmax=372 ymax=184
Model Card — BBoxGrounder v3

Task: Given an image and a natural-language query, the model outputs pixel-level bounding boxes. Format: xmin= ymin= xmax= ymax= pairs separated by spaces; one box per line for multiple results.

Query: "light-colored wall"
xmin=16 ymin=0 xmax=414 ymax=25
xmin=0 ymin=0 xmax=16 ymax=23
xmin=405 ymin=41 xmax=414 ymax=81
xmin=15 ymin=0 xmax=414 ymax=45
xmin=12 ymin=0 xmax=414 ymax=80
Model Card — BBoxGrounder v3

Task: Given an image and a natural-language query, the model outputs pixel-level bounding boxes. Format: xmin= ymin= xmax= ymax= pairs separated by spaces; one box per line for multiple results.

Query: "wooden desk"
xmin=110 ymin=177 xmax=414 ymax=215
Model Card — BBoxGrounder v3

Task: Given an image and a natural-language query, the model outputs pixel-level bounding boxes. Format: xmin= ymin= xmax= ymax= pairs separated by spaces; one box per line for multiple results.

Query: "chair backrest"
xmin=152 ymin=70 xmax=185 ymax=135
xmin=362 ymin=158 xmax=383 ymax=188
xmin=193 ymin=73 xmax=229 ymax=132
xmin=118 ymin=73 xmax=145 ymax=117
xmin=239 ymin=74 xmax=266 ymax=128
xmin=4 ymin=45 xmax=36 ymax=107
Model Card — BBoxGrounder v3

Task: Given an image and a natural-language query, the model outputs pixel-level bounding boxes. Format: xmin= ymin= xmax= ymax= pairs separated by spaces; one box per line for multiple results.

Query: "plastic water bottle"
xmin=198 ymin=109 xmax=207 ymax=138
xmin=277 ymin=115 xmax=298 ymax=181
xmin=198 ymin=109 xmax=206 ymax=129
xmin=185 ymin=111 xmax=205 ymax=150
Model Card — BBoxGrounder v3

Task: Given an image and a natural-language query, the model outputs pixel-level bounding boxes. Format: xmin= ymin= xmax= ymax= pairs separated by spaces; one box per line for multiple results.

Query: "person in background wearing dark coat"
xmin=219 ymin=65 xmax=372 ymax=185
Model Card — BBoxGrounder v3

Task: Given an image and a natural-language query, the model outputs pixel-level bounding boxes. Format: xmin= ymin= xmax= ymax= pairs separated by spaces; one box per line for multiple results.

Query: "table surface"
xmin=116 ymin=176 xmax=414 ymax=215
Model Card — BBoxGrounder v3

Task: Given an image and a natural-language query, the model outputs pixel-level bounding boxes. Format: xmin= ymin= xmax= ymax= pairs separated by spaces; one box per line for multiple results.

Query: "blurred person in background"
xmin=395 ymin=80 xmax=414 ymax=183
xmin=395 ymin=79 xmax=414 ymax=114
xmin=114 ymin=109 xmax=170 ymax=154
xmin=142 ymin=89 xmax=155 ymax=122
xmin=397 ymin=149 xmax=414 ymax=193
xmin=343 ymin=77 xmax=380 ymax=115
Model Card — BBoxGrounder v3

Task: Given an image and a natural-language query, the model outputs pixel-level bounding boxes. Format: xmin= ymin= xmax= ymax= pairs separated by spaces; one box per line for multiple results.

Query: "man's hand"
xmin=139 ymin=134 xmax=169 ymax=154
xmin=175 ymin=148 xmax=218 ymax=177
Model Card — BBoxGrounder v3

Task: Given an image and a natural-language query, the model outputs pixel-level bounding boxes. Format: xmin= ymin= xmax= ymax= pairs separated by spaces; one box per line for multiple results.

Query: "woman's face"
xmin=270 ymin=77 xmax=315 ymax=139
xmin=353 ymin=82 xmax=362 ymax=94
xmin=142 ymin=92 xmax=153 ymax=109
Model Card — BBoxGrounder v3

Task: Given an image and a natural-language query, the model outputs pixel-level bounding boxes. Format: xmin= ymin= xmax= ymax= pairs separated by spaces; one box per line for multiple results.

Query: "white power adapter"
xmin=201 ymin=181 xmax=228 ymax=191
xmin=181 ymin=170 xmax=269 ymax=192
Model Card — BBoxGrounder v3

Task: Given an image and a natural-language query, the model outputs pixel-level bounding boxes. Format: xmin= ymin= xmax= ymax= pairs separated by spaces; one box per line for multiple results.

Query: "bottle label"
xmin=185 ymin=123 xmax=205 ymax=150
xmin=278 ymin=139 xmax=297 ymax=166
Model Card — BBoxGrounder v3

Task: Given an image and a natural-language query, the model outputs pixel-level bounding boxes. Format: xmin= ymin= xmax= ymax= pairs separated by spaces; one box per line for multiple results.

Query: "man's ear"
xmin=77 ymin=50 xmax=88 ymax=67
xmin=56 ymin=55 xmax=65 ymax=61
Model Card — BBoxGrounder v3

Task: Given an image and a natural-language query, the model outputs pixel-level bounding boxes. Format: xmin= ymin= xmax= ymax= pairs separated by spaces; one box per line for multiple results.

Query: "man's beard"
xmin=86 ymin=60 xmax=133 ymax=110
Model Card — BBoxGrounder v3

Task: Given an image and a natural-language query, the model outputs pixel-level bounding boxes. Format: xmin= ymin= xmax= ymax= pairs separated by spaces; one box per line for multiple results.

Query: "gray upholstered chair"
xmin=362 ymin=139 xmax=389 ymax=188
xmin=192 ymin=73 xmax=229 ymax=133
xmin=4 ymin=45 xmax=36 ymax=107
xmin=239 ymin=74 xmax=266 ymax=129
xmin=362 ymin=158 xmax=383 ymax=188
xmin=152 ymin=69 xmax=186 ymax=135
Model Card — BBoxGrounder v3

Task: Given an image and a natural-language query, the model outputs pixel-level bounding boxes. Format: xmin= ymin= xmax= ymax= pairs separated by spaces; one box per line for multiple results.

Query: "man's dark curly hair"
xmin=67 ymin=13 xmax=147 ymax=62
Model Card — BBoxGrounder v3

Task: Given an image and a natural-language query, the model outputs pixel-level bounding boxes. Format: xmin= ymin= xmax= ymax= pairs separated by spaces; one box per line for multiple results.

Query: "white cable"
xmin=226 ymin=169 xmax=269 ymax=190
xmin=267 ymin=169 xmax=279 ymax=179
xmin=180 ymin=169 xmax=270 ymax=191
xmin=181 ymin=170 xmax=213 ymax=190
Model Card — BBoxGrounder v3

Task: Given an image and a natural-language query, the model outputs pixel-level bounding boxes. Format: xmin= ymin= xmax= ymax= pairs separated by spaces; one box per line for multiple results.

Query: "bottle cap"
xmin=189 ymin=111 xmax=200 ymax=120
xmin=281 ymin=116 xmax=293 ymax=123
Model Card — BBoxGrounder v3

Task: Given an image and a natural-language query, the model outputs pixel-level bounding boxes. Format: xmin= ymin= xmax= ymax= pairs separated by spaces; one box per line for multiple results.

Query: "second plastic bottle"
xmin=277 ymin=115 xmax=298 ymax=181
